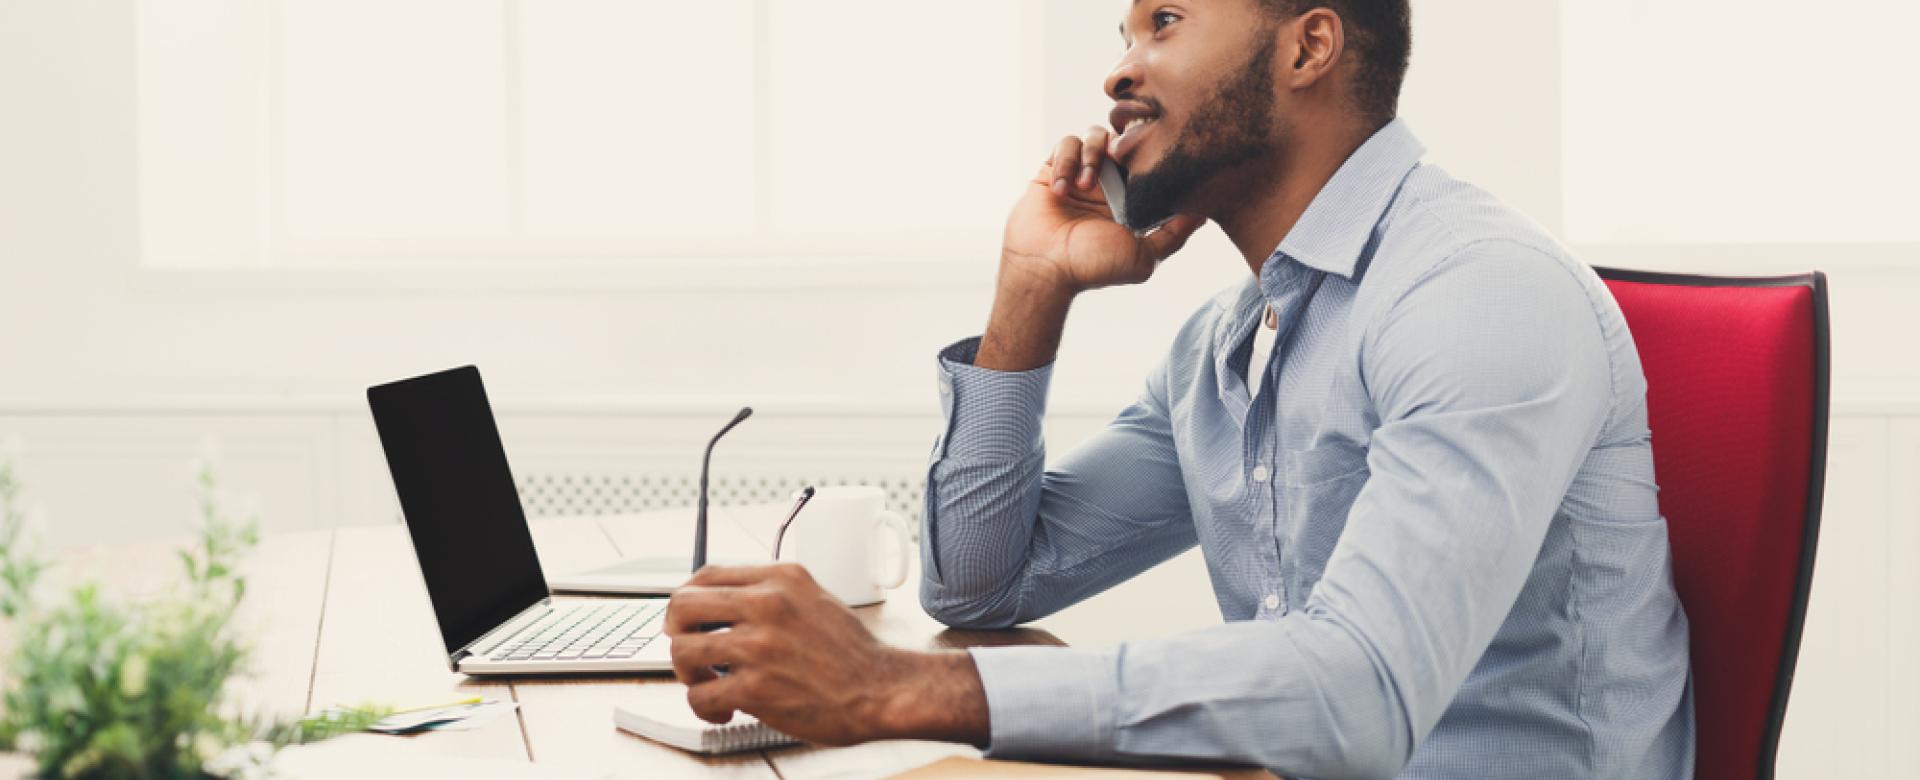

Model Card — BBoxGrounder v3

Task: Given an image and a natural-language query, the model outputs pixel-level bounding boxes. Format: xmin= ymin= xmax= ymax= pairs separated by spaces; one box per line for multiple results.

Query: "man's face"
xmin=1108 ymin=1 xmax=1285 ymax=230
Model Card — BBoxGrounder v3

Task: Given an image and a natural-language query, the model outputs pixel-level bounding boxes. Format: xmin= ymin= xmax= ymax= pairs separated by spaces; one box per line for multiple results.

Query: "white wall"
xmin=2 ymin=1 xmax=1917 ymax=777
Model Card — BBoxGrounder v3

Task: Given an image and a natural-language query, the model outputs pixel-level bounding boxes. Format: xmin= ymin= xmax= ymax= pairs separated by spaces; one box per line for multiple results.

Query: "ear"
xmin=1283 ymin=8 xmax=1345 ymax=90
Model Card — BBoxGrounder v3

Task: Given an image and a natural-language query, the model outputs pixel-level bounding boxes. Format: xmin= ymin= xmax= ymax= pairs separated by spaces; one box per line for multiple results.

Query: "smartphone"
xmin=1098 ymin=159 xmax=1173 ymax=236
xmin=1097 ymin=158 xmax=1130 ymax=228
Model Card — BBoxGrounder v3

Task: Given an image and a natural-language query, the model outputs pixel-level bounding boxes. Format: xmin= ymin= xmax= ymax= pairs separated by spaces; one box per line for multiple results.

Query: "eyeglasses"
xmin=690 ymin=407 xmax=816 ymax=567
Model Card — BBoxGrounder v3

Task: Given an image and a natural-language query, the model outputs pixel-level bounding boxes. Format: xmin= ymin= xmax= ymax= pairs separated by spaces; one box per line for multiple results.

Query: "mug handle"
xmin=872 ymin=510 xmax=911 ymax=589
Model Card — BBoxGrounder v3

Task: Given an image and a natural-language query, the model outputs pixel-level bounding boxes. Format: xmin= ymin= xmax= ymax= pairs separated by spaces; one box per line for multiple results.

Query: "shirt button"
xmin=1250 ymin=463 xmax=1270 ymax=483
xmin=1264 ymin=594 xmax=1281 ymax=611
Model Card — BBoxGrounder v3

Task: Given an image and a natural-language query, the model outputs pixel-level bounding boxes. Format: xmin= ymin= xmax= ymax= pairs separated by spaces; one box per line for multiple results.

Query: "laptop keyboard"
xmin=486 ymin=601 xmax=665 ymax=663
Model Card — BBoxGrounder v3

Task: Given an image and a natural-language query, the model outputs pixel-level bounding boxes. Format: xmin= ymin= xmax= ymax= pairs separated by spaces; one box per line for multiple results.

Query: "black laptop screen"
xmin=367 ymin=366 xmax=548 ymax=657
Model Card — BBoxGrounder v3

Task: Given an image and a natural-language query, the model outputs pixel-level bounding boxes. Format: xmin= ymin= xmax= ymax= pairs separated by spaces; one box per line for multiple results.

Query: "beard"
xmin=1122 ymin=35 xmax=1281 ymax=232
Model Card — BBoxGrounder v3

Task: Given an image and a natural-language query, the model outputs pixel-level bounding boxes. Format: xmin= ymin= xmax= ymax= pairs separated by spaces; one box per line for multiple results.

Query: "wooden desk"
xmin=5 ymin=505 xmax=1270 ymax=779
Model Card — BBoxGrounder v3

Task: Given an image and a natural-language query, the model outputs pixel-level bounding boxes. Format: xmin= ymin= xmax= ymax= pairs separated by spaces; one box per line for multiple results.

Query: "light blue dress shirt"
xmin=921 ymin=120 xmax=1694 ymax=779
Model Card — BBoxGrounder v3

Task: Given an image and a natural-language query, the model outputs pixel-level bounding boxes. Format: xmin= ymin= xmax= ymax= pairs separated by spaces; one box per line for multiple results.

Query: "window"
xmin=136 ymin=0 xmax=1040 ymax=270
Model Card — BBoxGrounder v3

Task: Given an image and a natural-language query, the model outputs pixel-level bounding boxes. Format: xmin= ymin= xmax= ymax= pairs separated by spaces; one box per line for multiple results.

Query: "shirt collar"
xmin=1265 ymin=118 xmax=1425 ymax=281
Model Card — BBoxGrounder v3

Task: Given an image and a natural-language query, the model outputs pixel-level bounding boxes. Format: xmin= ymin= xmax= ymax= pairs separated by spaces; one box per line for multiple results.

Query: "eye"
xmin=1152 ymin=10 xmax=1180 ymax=32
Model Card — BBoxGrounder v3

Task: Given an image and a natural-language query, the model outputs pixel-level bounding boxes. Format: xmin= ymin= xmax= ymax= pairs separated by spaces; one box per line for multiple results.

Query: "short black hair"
xmin=1259 ymin=1 xmax=1411 ymax=124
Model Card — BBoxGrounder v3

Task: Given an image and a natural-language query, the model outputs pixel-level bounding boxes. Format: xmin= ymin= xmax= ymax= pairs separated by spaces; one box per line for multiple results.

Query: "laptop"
xmin=367 ymin=365 xmax=672 ymax=674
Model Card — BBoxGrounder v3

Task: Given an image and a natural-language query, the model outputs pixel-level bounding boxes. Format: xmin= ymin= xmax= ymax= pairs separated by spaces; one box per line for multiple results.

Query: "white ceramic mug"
xmin=786 ymin=486 xmax=910 ymax=607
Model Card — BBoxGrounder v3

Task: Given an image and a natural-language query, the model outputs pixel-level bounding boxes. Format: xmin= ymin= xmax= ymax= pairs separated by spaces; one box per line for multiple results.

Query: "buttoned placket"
xmin=1252 ymin=422 xmax=1282 ymax=617
xmin=1248 ymin=260 xmax=1329 ymax=619
xmin=1249 ymin=347 xmax=1285 ymax=618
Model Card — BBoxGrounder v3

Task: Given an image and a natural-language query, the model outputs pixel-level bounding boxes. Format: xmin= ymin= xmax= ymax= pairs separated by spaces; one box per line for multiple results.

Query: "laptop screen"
xmin=367 ymin=366 xmax=548 ymax=658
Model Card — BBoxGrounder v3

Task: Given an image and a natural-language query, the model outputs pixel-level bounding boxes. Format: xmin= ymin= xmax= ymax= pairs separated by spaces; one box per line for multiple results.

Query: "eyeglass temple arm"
xmin=771 ymin=486 xmax=816 ymax=561
xmin=693 ymin=406 xmax=753 ymax=572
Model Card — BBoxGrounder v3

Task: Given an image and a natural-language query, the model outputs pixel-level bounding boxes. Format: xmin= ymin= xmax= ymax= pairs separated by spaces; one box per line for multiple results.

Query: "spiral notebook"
xmin=612 ymin=684 xmax=800 ymax=755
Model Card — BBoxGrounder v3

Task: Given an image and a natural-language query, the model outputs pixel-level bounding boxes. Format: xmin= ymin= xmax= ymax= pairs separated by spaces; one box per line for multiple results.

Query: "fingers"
xmin=1136 ymin=215 xmax=1208 ymax=263
xmin=665 ymin=586 xmax=749 ymax=634
xmin=1041 ymin=129 xmax=1118 ymax=207
xmin=685 ymin=675 xmax=747 ymax=724
xmin=1049 ymin=136 xmax=1083 ymax=197
xmin=1077 ymin=126 xmax=1111 ymax=191
xmin=668 ymin=565 xmax=815 ymax=635
xmin=668 ymin=630 xmax=726 ymax=685
xmin=672 ymin=624 xmax=779 ymax=663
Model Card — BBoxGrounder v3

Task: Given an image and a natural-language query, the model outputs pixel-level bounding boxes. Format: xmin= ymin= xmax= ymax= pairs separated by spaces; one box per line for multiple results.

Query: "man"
xmin=664 ymin=1 xmax=1695 ymax=777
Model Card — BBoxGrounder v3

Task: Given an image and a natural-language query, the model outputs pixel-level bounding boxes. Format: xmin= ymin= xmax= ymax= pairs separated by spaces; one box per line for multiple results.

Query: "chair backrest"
xmin=1595 ymin=267 xmax=1829 ymax=780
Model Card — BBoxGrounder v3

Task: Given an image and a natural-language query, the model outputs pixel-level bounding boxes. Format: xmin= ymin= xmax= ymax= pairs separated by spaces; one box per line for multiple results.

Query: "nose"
xmin=1104 ymin=54 xmax=1144 ymax=101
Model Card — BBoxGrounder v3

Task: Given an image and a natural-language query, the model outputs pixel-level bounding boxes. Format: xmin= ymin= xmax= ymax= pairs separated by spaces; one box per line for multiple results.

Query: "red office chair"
xmin=1596 ymin=267 xmax=1829 ymax=780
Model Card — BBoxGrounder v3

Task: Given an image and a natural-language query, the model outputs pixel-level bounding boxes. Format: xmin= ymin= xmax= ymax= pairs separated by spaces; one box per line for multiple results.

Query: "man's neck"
xmin=1213 ymin=121 xmax=1380 ymax=277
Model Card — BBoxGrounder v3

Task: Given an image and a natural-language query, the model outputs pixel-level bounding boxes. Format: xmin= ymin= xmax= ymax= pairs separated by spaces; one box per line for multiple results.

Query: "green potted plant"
xmin=0 ymin=458 xmax=386 ymax=779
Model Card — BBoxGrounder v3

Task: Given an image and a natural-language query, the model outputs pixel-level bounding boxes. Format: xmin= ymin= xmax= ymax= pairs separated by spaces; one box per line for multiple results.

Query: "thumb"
xmin=1136 ymin=215 xmax=1207 ymax=263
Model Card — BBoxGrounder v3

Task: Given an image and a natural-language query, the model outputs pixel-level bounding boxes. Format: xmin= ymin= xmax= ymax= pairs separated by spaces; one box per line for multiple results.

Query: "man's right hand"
xmin=1001 ymin=127 xmax=1207 ymax=294
xmin=973 ymin=129 xmax=1206 ymax=372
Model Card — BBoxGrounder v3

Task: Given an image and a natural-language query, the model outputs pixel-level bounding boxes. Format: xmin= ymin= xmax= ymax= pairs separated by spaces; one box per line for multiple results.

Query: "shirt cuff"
xmin=935 ymin=337 xmax=1053 ymax=462
xmin=967 ymin=645 xmax=1117 ymax=762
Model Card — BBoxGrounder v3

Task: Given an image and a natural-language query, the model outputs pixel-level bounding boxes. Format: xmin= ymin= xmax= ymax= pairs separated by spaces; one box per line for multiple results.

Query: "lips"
xmin=1109 ymin=116 xmax=1158 ymax=163
xmin=1107 ymin=102 xmax=1161 ymax=164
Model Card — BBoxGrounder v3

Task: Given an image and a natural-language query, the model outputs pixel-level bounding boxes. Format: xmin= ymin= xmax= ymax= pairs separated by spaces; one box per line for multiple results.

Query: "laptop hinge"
xmin=449 ymin=596 xmax=552 ymax=671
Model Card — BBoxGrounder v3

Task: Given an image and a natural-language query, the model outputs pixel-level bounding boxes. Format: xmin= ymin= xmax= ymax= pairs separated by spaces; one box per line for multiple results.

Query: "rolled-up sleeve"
xmin=932 ymin=337 xmax=1051 ymax=465
xmin=921 ymin=337 xmax=1196 ymax=631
